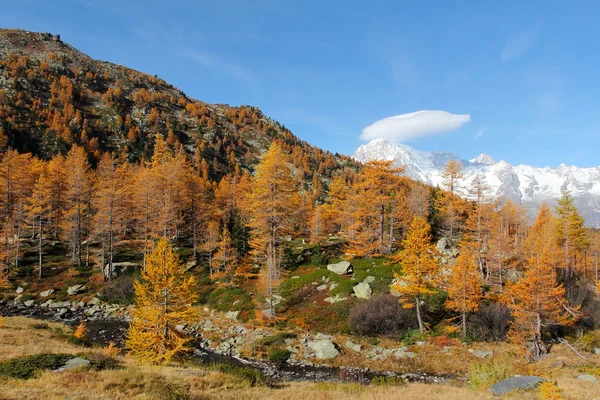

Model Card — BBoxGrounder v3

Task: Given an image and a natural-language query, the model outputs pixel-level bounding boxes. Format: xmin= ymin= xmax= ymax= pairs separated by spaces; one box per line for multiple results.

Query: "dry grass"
xmin=0 ymin=317 xmax=599 ymax=400
xmin=0 ymin=316 xmax=80 ymax=360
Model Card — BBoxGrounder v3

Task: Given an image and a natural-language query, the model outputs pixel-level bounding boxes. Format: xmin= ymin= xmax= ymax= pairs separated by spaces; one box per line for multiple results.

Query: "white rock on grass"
xmin=353 ymin=282 xmax=372 ymax=299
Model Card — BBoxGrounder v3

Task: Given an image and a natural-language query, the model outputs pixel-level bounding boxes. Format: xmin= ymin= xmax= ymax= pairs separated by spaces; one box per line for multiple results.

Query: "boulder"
xmin=345 ymin=340 xmax=362 ymax=352
xmin=489 ymin=376 xmax=546 ymax=396
xmin=577 ymin=374 xmax=598 ymax=384
xmin=316 ymin=284 xmax=328 ymax=291
xmin=54 ymin=357 xmax=91 ymax=372
xmin=436 ymin=237 xmax=449 ymax=254
xmin=307 ymin=338 xmax=339 ymax=359
xmin=16 ymin=287 xmax=24 ymax=294
xmin=87 ymin=297 xmax=101 ymax=306
xmin=353 ymin=282 xmax=372 ymax=299
xmin=104 ymin=262 xmax=138 ymax=278
xmin=327 ymin=261 xmax=353 ymax=275
xmin=225 ymin=310 xmax=239 ymax=320
xmin=40 ymin=289 xmax=54 ymax=297
xmin=594 ymin=348 xmax=600 ymax=355
xmin=185 ymin=260 xmax=197 ymax=271
xmin=24 ymin=300 xmax=35 ymax=307
xmin=67 ymin=284 xmax=86 ymax=295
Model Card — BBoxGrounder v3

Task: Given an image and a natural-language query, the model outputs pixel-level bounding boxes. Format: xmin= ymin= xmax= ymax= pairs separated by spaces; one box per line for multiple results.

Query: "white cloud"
xmin=360 ymin=110 xmax=471 ymax=142
xmin=474 ymin=127 xmax=487 ymax=139
xmin=501 ymin=26 xmax=537 ymax=61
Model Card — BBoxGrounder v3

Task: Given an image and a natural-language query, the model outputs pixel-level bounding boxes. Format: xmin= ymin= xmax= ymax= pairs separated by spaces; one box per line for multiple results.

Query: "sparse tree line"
xmin=0 ymin=140 xmax=599 ymax=363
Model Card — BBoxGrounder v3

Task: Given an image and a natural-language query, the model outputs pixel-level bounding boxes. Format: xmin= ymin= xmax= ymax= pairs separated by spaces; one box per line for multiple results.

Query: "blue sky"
xmin=3 ymin=0 xmax=600 ymax=167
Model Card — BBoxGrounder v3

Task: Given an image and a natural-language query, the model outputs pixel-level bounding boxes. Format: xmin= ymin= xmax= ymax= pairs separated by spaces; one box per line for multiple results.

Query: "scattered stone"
xmin=345 ymin=340 xmax=361 ymax=352
xmin=594 ymin=348 xmax=600 ymax=355
xmin=87 ymin=297 xmax=101 ymax=306
xmin=307 ymin=338 xmax=339 ymax=359
xmin=489 ymin=376 xmax=546 ymax=396
xmin=54 ymin=357 xmax=91 ymax=372
xmin=67 ymin=284 xmax=86 ymax=295
xmin=415 ymin=341 xmax=426 ymax=346
xmin=185 ymin=260 xmax=197 ymax=271
xmin=364 ymin=276 xmax=375 ymax=284
xmin=24 ymin=300 xmax=35 ymax=307
xmin=327 ymin=261 xmax=353 ymax=275
xmin=13 ymin=295 xmax=23 ymax=304
xmin=324 ymin=294 xmax=347 ymax=304
xmin=353 ymin=282 xmax=372 ymax=299
xmin=16 ymin=287 xmax=24 ymax=294
xmin=175 ymin=324 xmax=186 ymax=332
xmin=577 ymin=374 xmax=599 ymax=384
xmin=329 ymin=282 xmax=338 ymax=291
xmin=316 ymin=284 xmax=328 ymax=291
xmin=472 ymin=349 xmax=493 ymax=359
xmin=226 ymin=310 xmax=239 ymax=320
xmin=40 ymin=289 xmax=54 ymax=297
xmin=202 ymin=320 xmax=215 ymax=331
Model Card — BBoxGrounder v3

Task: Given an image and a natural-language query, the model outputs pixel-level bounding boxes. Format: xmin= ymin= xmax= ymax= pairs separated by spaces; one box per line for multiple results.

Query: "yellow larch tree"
xmin=555 ymin=190 xmax=588 ymax=277
xmin=245 ymin=142 xmax=299 ymax=317
xmin=390 ymin=216 xmax=440 ymax=333
xmin=436 ymin=160 xmax=465 ymax=240
xmin=126 ymin=238 xmax=198 ymax=364
xmin=445 ymin=248 xmax=483 ymax=338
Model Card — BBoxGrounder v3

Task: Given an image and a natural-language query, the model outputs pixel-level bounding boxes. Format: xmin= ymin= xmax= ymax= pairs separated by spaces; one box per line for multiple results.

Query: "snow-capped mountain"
xmin=353 ymin=137 xmax=600 ymax=226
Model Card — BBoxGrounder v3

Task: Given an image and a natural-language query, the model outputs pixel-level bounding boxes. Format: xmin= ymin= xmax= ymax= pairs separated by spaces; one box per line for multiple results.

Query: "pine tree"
xmin=126 ymin=238 xmax=198 ymax=364
xmin=390 ymin=216 xmax=439 ymax=333
xmin=445 ymin=249 xmax=483 ymax=338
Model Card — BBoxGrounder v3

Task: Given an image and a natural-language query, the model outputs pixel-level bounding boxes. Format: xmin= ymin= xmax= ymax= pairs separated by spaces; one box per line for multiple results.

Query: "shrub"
xmin=268 ymin=348 xmax=291 ymax=362
xmin=468 ymin=302 xmax=512 ymax=342
xmin=30 ymin=322 xmax=49 ymax=330
xmin=258 ymin=332 xmax=297 ymax=346
xmin=216 ymin=364 xmax=270 ymax=386
xmin=280 ymin=246 xmax=299 ymax=271
xmin=99 ymin=275 xmax=136 ymax=304
xmin=79 ymin=352 xmax=122 ymax=371
xmin=468 ymin=359 xmax=514 ymax=389
xmin=0 ymin=353 xmax=73 ymax=379
xmin=145 ymin=378 xmax=193 ymax=400
xmin=349 ymin=295 xmax=416 ymax=336
xmin=311 ymin=245 xmax=327 ymax=265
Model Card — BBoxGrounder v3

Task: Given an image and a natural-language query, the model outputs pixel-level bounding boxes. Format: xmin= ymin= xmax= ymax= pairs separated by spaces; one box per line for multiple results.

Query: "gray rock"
xmin=307 ymin=338 xmax=339 ymax=359
xmin=327 ymin=261 xmax=353 ymax=275
xmin=393 ymin=349 xmax=416 ymax=359
xmin=225 ymin=311 xmax=239 ymax=320
xmin=472 ymin=349 xmax=493 ymax=359
xmin=215 ymin=341 xmax=235 ymax=356
xmin=436 ymin=237 xmax=449 ymax=254
xmin=594 ymin=348 xmax=600 ymax=355
xmin=353 ymin=282 xmax=372 ymax=299
xmin=315 ymin=332 xmax=332 ymax=340
xmin=54 ymin=357 xmax=91 ymax=372
xmin=324 ymin=294 xmax=347 ymax=303
xmin=316 ymin=284 xmax=328 ymax=291
xmin=39 ymin=289 xmax=54 ymax=297
xmin=489 ymin=376 xmax=546 ymax=396
xmin=24 ymin=300 xmax=35 ymax=307
xmin=16 ymin=287 xmax=24 ymax=294
xmin=87 ymin=297 xmax=101 ymax=306
xmin=185 ymin=260 xmax=197 ymax=271
xmin=13 ymin=295 xmax=23 ymax=304
xmin=577 ymin=374 xmax=598 ymax=384
xmin=329 ymin=282 xmax=338 ymax=291
xmin=175 ymin=324 xmax=186 ymax=332
xmin=202 ymin=320 xmax=216 ymax=331
xmin=84 ymin=306 xmax=100 ymax=316
xmin=363 ymin=276 xmax=375 ymax=284
xmin=345 ymin=340 xmax=361 ymax=352
xmin=67 ymin=284 xmax=86 ymax=296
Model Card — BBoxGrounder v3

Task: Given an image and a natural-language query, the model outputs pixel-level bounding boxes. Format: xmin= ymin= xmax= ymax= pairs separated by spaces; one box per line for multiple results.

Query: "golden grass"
xmin=0 ymin=317 xmax=599 ymax=400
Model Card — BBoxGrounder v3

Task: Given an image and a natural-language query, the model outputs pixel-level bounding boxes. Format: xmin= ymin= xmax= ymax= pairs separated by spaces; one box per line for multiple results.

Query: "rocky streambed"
xmin=0 ymin=299 xmax=457 ymax=385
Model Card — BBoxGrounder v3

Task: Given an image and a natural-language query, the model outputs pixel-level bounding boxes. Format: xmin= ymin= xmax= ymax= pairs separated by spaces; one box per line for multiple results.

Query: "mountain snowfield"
xmin=352 ymin=137 xmax=600 ymax=226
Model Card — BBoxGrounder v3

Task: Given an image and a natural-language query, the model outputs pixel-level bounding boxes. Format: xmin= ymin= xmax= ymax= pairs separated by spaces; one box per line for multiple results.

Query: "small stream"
xmin=2 ymin=303 xmax=456 ymax=385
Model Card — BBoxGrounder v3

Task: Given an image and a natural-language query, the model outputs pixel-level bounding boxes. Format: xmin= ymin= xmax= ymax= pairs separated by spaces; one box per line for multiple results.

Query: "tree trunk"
xmin=462 ymin=312 xmax=467 ymax=339
xmin=38 ymin=215 xmax=43 ymax=279
xmin=415 ymin=296 xmax=424 ymax=334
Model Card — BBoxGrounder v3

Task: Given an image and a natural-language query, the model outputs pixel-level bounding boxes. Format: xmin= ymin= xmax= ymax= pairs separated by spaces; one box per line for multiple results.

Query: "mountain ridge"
xmin=353 ymin=137 xmax=600 ymax=225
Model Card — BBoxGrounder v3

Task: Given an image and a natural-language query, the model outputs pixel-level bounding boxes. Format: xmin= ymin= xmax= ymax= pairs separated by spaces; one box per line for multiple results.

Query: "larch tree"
xmin=437 ymin=160 xmax=465 ymax=240
xmin=213 ymin=228 xmax=238 ymax=281
xmin=555 ymin=190 xmax=588 ymax=277
xmin=445 ymin=249 xmax=483 ymax=338
xmin=245 ymin=142 xmax=299 ymax=317
xmin=62 ymin=145 xmax=93 ymax=269
xmin=505 ymin=251 xmax=575 ymax=360
xmin=126 ymin=238 xmax=198 ymax=364
xmin=26 ymin=171 xmax=52 ymax=279
xmin=390 ymin=216 xmax=440 ymax=333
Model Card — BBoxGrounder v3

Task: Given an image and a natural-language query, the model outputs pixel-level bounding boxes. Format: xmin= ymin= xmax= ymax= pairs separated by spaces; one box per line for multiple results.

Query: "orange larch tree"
xmin=390 ymin=216 xmax=440 ymax=333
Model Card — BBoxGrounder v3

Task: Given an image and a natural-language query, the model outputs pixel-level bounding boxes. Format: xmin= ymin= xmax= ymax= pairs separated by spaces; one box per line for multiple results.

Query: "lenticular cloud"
xmin=360 ymin=110 xmax=471 ymax=142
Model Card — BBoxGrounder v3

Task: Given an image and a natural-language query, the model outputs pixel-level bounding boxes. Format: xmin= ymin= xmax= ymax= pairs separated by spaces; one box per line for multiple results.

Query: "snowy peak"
xmin=352 ymin=138 xmax=600 ymax=226
xmin=470 ymin=153 xmax=496 ymax=165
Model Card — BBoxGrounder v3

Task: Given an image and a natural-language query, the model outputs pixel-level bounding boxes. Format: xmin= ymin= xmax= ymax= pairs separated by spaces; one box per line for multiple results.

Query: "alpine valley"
xmin=353 ymin=137 xmax=600 ymax=225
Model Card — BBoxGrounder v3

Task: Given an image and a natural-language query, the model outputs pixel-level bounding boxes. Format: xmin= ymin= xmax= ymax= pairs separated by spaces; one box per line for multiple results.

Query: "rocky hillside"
xmin=0 ymin=28 xmax=358 ymax=181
